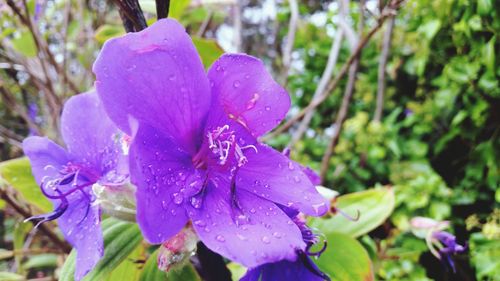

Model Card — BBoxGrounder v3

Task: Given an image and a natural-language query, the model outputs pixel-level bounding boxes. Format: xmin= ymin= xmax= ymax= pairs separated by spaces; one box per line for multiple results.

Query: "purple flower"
xmin=23 ymin=92 xmax=128 ymax=280
xmin=410 ymin=217 xmax=466 ymax=272
xmin=432 ymin=231 xmax=466 ymax=272
xmin=93 ymin=19 xmax=328 ymax=267
xmin=241 ymin=210 xmax=330 ymax=281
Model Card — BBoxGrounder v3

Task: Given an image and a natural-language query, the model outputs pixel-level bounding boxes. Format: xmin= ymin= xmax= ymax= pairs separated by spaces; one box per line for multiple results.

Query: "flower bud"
xmin=157 ymin=226 xmax=198 ymax=272
xmin=92 ymin=182 xmax=136 ymax=221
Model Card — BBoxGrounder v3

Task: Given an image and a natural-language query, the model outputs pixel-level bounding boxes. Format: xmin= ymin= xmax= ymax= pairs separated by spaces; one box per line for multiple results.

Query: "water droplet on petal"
xmin=172 ymin=193 xmax=183 ymax=205
xmin=216 ymin=235 xmax=226 ymax=242
xmin=233 ymin=80 xmax=241 ymax=88
xmin=190 ymin=197 xmax=202 ymax=209
xmin=249 ymin=208 xmax=256 ymax=214
xmin=194 ymin=220 xmax=206 ymax=227
xmin=265 ymin=106 xmax=271 ymax=111
xmin=273 ymin=232 xmax=282 ymax=238
xmin=261 ymin=236 xmax=270 ymax=244
xmin=169 ymin=74 xmax=176 ymax=81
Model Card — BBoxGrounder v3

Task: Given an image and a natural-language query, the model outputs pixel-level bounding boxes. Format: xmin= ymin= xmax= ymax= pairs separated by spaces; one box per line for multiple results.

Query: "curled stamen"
xmin=298 ymin=251 xmax=331 ymax=281
xmin=331 ymin=206 xmax=360 ymax=221
xmin=25 ymin=192 xmax=69 ymax=228
xmin=305 ymin=240 xmax=327 ymax=257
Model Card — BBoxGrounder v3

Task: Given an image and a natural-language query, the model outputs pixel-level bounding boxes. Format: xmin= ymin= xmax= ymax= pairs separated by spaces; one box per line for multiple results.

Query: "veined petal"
xmin=130 ymin=124 xmax=193 ymax=243
xmin=61 ymin=91 xmax=124 ymax=173
xmin=57 ymin=195 xmax=103 ymax=281
xmin=207 ymin=54 xmax=290 ymax=137
xmin=94 ymin=19 xmax=210 ymax=154
xmin=237 ymin=145 xmax=329 ymax=217
xmin=22 ymin=136 xmax=69 ymax=185
xmin=187 ymin=179 xmax=305 ymax=268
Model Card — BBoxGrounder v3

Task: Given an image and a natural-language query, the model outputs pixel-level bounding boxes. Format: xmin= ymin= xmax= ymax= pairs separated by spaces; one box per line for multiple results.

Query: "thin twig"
xmin=233 ymin=0 xmax=242 ymax=52
xmin=282 ymin=0 xmax=299 ymax=71
xmin=320 ymin=0 xmax=365 ymax=180
xmin=261 ymin=1 xmax=404 ymax=142
xmin=374 ymin=15 xmax=395 ymax=122
xmin=196 ymin=11 xmax=214 ymax=37
xmin=289 ymin=0 xmax=349 ymax=148
xmin=155 ymin=0 xmax=170 ymax=19
xmin=112 ymin=0 xmax=147 ymax=32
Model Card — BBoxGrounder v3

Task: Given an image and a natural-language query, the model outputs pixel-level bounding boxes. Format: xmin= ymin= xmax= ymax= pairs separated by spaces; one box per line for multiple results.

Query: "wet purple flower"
xmin=241 ymin=210 xmax=330 ymax=281
xmin=23 ymin=92 xmax=128 ymax=280
xmin=93 ymin=19 xmax=328 ymax=267
xmin=432 ymin=231 xmax=466 ymax=272
xmin=410 ymin=217 xmax=466 ymax=272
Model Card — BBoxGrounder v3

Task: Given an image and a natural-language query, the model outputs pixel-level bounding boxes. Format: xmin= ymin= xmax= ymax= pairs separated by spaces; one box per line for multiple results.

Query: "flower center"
xmin=26 ymin=163 xmax=99 ymax=227
xmin=192 ymin=125 xmax=257 ymax=169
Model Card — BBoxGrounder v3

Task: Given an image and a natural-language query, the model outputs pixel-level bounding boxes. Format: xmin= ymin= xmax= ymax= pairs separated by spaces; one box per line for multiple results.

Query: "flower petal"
xmin=57 ymin=196 xmax=103 ymax=280
xmin=237 ymin=145 xmax=329 ymax=217
xmin=207 ymin=54 xmax=290 ymax=137
xmin=188 ymin=178 xmax=305 ymax=268
xmin=23 ymin=136 xmax=69 ymax=185
xmin=241 ymin=257 xmax=327 ymax=281
xmin=94 ymin=19 xmax=210 ymax=154
xmin=130 ymin=124 xmax=193 ymax=243
xmin=61 ymin=91 xmax=124 ymax=173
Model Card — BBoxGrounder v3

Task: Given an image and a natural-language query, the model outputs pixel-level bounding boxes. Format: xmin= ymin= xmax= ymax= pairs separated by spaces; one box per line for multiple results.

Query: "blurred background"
xmin=0 ymin=0 xmax=498 ymax=280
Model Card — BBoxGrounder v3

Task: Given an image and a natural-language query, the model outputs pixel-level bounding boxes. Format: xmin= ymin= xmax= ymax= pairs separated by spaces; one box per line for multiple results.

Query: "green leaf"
xmin=22 ymin=254 xmax=58 ymax=269
xmin=11 ymin=32 xmax=37 ymax=57
xmin=314 ymin=232 xmax=374 ymax=281
xmin=139 ymin=248 xmax=200 ymax=281
xmin=13 ymin=222 xmax=32 ymax=274
xmin=0 ymin=272 xmax=25 ymax=281
xmin=59 ymin=218 xmax=142 ymax=281
xmin=192 ymin=37 xmax=224 ymax=69
xmin=105 ymin=244 xmax=143 ymax=281
xmin=94 ymin=25 xmax=125 ymax=44
xmin=0 ymin=157 xmax=52 ymax=213
xmin=309 ymin=187 xmax=395 ymax=238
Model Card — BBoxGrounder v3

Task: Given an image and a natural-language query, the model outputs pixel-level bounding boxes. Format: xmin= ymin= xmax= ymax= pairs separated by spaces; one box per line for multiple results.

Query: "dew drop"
xmin=293 ymin=176 xmax=301 ymax=183
xmin=249 ymin=208 xmax=256 ymax=214
xmin=288 ymin=162 xmax=295 ymax=170
xmin=194 ymin=220 xmax=206 ymax=227
xmin=168 ymin=74 xmax=176 ymax=81
xmin=172 ymin=193 xmax=183 ymax=204
xmin=216 ymin=235 xmax=226 ymax=242
xmin=261 ymin=236 xmax=270 ymax=244
xmin=273 ymin=232 xmax=282 ymax=239
xmin=190 ymin=197 xmax=202 ymax=209
xmin=233 ymin=80 xmax=241 ymax=88
xmin=265 ymin=106 xmax=271 ymax=111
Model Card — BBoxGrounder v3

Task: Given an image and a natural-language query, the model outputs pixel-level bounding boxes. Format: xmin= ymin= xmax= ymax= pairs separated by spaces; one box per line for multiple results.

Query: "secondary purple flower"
xmin=432 ymin=231 xmax=466 ymax=271
xmin=23 ymin=92 xmax=128 ymax=280
xmin=410 ymin=217 xmax=466 ymax=272
xmin=93 ymin=18 xmax=328 ymax=267
xmin=241 ymin=210 xmax=330 ymax=281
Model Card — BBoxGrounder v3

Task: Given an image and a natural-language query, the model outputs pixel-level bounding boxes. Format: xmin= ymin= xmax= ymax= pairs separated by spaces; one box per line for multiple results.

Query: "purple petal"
xmin=22 ymin=136 xmax=69 ymax=185
xmin=207 ymin=54 xmax=290 ymax=137
xmin=129 ymin=124 xmax=193 ymax=243
xmin=187 ymin=178 xmax=305 ymax=268
xmin=241 ymin=257 xmax=327 ymax=281
xmin=61 ymin=91 xmax=124 ymax=173
xmin=93 ymin=19 xmax=210 ymax=154
xmin=237 ymin=145 xmax=329 ymax=216
xmin=58 ymin=195 xmax=103 ymax=280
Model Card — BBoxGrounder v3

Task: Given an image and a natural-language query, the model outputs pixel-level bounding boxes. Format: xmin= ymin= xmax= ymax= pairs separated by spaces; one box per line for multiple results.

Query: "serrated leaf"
xmin=314 ymin=232 xmax=374 ymax=281
xmin=309 ymin=187 xmax=395 ymax=238
xmin=0 ymin=157 xmax=52 ymax=213
xmin=59 ymin=218 xmax=142 ymax=281
xmin=139 ymin=248 xmax=200 ymax=281
xmin=192 ymin=37 xmax=224 ymax=69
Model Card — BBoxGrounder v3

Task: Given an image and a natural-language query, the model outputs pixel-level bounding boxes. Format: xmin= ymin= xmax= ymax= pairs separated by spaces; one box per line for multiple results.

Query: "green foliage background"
xmin=0 ymin=0 xmax=498 ymax=280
